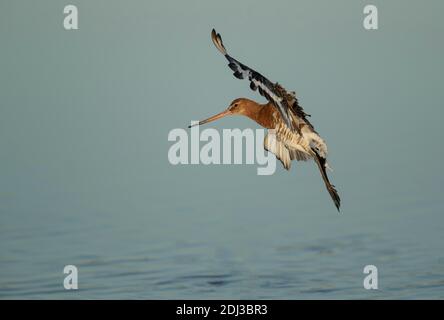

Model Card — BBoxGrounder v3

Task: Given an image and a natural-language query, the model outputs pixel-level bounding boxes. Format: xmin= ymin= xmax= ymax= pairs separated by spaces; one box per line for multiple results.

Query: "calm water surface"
xmin=1 ymin=198 xmax=443 ymax=299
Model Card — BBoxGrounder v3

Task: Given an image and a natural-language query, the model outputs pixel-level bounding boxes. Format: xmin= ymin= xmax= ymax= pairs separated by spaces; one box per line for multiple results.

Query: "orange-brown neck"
xmin=233 ymin=99 xmax=276 ymax=129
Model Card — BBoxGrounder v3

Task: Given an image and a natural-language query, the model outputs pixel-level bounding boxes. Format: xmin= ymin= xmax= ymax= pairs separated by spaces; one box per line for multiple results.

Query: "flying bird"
xmin=190 ymin=29 xmax=341 ymax=211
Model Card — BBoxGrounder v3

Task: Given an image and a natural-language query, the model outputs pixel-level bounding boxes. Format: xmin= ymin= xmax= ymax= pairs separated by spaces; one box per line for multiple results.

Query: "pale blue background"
xmin=0 ymin=0 xmax=443 ymax=299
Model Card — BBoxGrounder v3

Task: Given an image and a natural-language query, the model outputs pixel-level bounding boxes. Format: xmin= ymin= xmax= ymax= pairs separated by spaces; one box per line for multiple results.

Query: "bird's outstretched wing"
xmin=211 ymin=29 xmax=299 ymax=130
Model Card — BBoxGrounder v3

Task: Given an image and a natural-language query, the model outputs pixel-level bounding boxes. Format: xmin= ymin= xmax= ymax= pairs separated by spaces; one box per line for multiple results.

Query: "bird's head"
xmin=188 ymin=98 xmax=250 ymax=128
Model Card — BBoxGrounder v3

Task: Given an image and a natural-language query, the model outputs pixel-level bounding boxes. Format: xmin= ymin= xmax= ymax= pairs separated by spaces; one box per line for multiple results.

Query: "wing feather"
xmin=211 ymin=29 xmax=295 ymax=130
xmin=264 ymin=131 xmax=292 ymax=170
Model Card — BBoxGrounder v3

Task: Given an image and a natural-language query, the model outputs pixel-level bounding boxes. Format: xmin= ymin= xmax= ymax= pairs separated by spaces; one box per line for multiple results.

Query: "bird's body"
xmin=231 ymin=98 xmax=322 ymax=160
xmin=190 ymin=29 xmax=341 ymax=210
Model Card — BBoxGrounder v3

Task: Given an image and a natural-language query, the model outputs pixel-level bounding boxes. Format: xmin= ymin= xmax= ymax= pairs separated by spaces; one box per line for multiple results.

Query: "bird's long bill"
xmin=188 ymin=109 xmax=231 ymax=128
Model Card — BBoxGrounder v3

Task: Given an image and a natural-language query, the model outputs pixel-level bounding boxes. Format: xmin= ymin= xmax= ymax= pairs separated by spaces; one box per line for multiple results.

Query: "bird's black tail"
xmin=312 ymin=149 xmax=341 ymax=211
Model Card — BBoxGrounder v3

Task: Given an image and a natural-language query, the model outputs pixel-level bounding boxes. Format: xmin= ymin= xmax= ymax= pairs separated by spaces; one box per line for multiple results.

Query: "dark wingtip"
xmin=211 ymin=28 xmax=227 ymax=55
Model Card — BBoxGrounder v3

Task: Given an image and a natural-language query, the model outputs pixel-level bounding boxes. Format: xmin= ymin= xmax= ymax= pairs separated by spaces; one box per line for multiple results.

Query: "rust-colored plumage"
xmin=189 ymin=29 xmax=341 ymax=211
